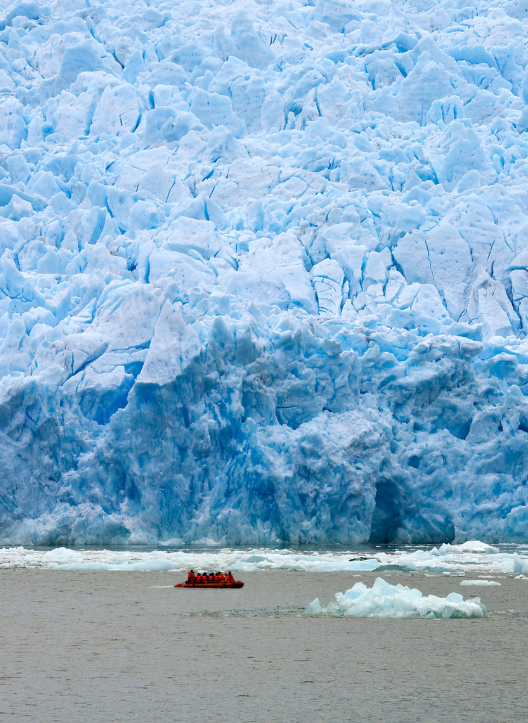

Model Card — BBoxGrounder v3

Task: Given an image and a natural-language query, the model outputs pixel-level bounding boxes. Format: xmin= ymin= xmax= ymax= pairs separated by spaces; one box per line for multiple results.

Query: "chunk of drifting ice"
xmin=304 ymin=578 xmax=487 ymax=618
xmin=438 ymin=541 xmax=500 ymax=554
xmin=52 ymin=559 xmax=181 ymax=571
xmin=460 ymin=580 xmax=501 ymax=586
xmin=42 ymin=547 xmax=84 ymax=562
xmin=304 ymin=598 xmax=323 ymax=615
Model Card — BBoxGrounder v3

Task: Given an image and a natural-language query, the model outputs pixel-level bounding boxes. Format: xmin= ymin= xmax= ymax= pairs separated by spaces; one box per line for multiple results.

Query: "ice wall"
xmin=1 ymin=0 xmax=528 ymax=544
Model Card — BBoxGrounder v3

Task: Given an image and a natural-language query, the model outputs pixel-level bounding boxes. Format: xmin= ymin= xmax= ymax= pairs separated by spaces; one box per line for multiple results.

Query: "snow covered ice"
xmin=2 ymin=0 xmax=528 ymax=545
xmin=304 ymin=577 xmax=488 ymax=617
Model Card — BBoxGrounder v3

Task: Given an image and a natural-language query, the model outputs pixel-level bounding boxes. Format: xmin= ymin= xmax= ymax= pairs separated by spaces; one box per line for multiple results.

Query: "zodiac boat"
xmin=175 ymin=578 xmax=244 ymax=589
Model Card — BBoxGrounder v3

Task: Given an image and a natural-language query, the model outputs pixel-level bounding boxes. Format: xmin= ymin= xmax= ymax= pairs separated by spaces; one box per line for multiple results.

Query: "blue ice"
xmin=304 ymin=577 xmax=488 ymax=618
xmin=1 ymin=0 xmax=528 ymax=545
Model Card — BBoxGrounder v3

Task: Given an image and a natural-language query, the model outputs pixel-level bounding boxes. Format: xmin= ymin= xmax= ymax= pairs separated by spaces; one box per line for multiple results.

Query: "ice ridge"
xmin=1 ymin=0 xmax=528 ymax=544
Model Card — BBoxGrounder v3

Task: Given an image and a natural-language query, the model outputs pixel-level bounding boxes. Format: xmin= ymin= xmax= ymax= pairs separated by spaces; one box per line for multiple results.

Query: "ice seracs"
xmin=1 ymin=0 xmax=528 ymax=544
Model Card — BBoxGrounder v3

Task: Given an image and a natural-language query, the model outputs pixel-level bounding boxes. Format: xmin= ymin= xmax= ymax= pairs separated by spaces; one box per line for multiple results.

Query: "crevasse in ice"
xmin=1 ymin=0 xmax=528 ymax=545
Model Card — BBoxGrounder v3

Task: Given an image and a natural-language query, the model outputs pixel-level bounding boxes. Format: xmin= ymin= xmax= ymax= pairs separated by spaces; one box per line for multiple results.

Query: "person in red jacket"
xmin=187 ymin=570 xmax=195 ymax=585
xmin=218 ymin=572 xmax=225 ymax=582
xmin=226 ymin=571 xmax=234 ymax=583
xmin=214 ymin=572 xmax=220 ymax=583
xmin=196 ymin=573 xmax=202 ymax=583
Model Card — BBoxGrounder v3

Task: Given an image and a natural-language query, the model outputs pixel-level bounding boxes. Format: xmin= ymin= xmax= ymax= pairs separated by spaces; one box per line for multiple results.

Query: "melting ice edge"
xmin=2 ymin=0 xmax=528 ymax=545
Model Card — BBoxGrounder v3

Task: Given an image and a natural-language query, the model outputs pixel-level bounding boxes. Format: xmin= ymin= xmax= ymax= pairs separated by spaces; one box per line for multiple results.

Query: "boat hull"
xmin=174 ymin=581 xmax=244 ymax=588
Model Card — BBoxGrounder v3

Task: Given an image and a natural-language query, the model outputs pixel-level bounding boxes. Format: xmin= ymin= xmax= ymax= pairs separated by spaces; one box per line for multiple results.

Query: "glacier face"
xmin=2 ymin=0 xmax=528 ymax=545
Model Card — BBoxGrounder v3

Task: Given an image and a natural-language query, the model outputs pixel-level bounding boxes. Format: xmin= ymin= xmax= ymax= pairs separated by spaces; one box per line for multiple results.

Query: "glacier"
xmin=303 ymin=577 xmax=488 ymax=618
xmin=2 ymin=0 xmax=528 ymax=545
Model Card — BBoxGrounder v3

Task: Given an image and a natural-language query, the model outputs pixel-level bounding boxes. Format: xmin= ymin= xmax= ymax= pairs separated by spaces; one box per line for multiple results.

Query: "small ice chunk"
xmin=438 ymin=541 xmax=500 ymax=555
xmin=304 ymin=598 xmax=323 ymax=615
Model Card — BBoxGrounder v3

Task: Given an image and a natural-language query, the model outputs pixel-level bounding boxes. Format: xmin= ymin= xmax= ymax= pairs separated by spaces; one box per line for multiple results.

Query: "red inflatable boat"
xmin=175 ymin=580 xmax=244 ymax=589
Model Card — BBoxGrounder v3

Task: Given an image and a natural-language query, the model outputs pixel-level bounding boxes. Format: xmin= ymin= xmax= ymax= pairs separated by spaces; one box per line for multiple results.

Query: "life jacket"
xmin=219 ymin=573 xmax=225 ymax=581
xmin=196 ymin=574 xmax=202 ymax=583
xmin=214 ymin=574 xmax=219 ymax=582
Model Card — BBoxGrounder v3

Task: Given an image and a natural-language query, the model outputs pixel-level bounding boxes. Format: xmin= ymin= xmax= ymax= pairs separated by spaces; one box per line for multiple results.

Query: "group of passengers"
xmin=186 ymin=570 xmax=235 ymax=584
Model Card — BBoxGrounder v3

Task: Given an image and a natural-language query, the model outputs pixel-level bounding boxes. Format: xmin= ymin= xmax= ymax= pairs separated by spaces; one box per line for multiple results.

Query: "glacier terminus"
xmin=1 ymin=0 xmax=528 ymax=545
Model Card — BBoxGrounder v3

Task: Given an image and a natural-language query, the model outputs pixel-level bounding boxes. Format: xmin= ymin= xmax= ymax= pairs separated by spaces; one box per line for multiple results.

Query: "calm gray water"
xmin=1 ymin=570 xmax=526 ymax=722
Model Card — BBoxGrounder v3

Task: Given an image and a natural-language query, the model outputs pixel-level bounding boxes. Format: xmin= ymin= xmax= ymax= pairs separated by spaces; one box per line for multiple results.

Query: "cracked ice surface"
xmin=2 ymin=0 xmax=528 ymax=545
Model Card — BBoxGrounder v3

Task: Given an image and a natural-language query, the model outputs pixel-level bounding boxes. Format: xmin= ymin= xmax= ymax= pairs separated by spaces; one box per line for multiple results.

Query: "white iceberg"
xmin=304 ymin=578 xmax=487 ymax=618
xmin=438 ymin=542 xmax=500 ymax=555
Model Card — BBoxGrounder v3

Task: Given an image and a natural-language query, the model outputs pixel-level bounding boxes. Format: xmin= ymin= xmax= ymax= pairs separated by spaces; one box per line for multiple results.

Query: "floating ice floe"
xmin=304 ymin=578 xmax=487 ymax=618
xmin=373 ymin=543 xmax=528 ymax=575
xmin=1 ymin=541 xmax=527 ymax=573
xmin=460 ymin=580 xmax=501 ymax=586
xmin=438 ymin=542 xmax=500 ymax=555
xmin=0 ymin=546 xmax=378 ymax=571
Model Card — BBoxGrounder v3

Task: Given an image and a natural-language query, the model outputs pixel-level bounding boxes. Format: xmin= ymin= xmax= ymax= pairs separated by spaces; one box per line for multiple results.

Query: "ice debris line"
xmin=304 ymin=577 xmax=488 ymax=618
xmin=3 ymin=0 xmax=528 ymax=545
xmin=1 ymin=540 xmax=528 ymax=572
